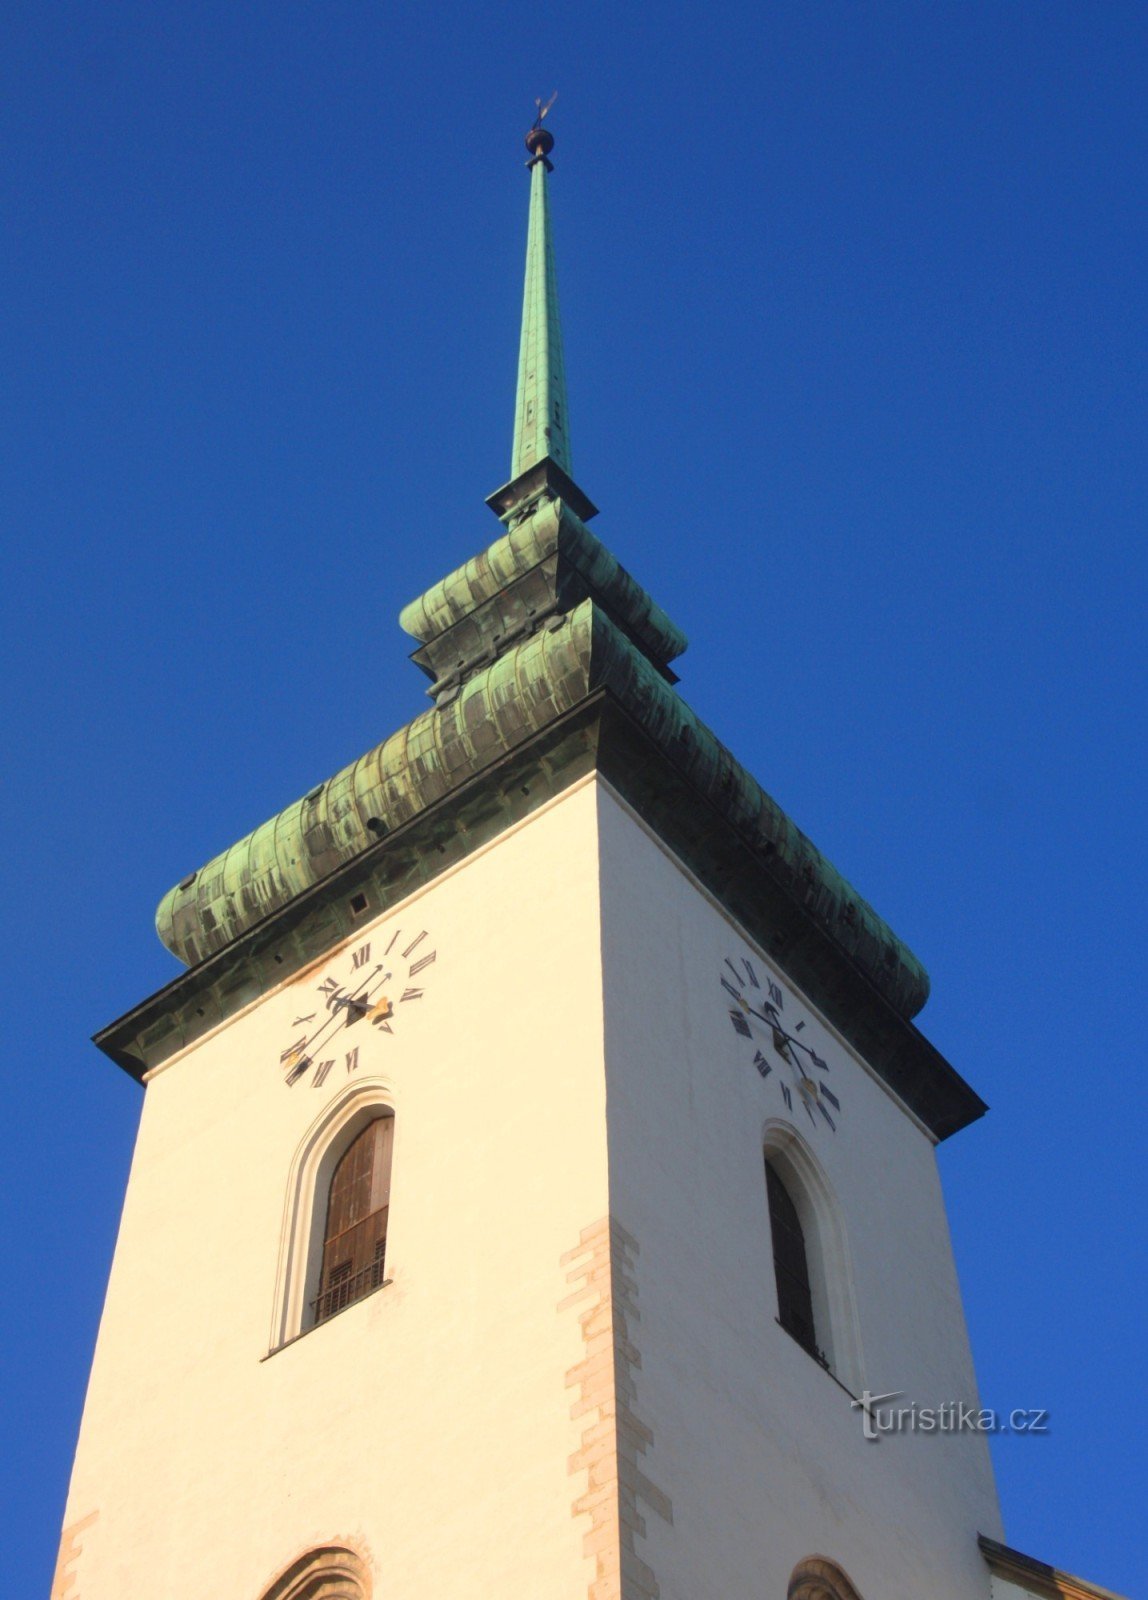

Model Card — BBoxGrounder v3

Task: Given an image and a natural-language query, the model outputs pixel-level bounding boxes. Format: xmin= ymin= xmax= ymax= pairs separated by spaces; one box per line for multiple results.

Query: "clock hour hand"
xmin=329 ymin=969 xmax=393 ymax=1027
xmin=290 ymin=969 xmax=389 ymax=1064
xmin=322 ymin=964 xmax=384 ymax=1010
xmin=735 ymin=997 xmax=832 ymax=1117
xmin=731 ymin=995 xmax=803 ymax=1081
xmin=735 ymin=994 xmax=790 ymax=1039
xmin=736 ymin=995 xmax=827 ymax=1070
xmin=766 ymin=1032 xmax=833 ymax=1124
xmin=281 ymin=966 xmax=394 ymax=1080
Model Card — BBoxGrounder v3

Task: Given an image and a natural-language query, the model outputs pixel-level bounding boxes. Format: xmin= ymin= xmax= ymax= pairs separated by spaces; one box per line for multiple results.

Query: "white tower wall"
xmin=57 ymin=776 xmax=1005 ymax=1600
xmin=596 ymin=784 xmax=1003 ymax=1600
xmin=58 ymin=780 xmax=611 ymax=1600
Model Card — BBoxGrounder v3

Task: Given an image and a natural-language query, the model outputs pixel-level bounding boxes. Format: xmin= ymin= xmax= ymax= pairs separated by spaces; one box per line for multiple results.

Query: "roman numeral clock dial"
xmin=277 ymin=927 xmax=437 ymax=1088
xmin=720 ymin=954 xmax=841 ymax=1132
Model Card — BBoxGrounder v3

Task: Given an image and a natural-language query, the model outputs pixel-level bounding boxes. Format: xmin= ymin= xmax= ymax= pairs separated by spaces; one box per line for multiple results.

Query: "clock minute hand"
xmin=737 ymin=995 xmax=823 ymax=1069
xmin=324 ymin=964 xmax=385 ymax=1007
xmin=299 ymin=966 xmax=387 ymax=1055
xmin=737 ymin=995 xmax=786 ymax=1033
xmin=283 ymin=966 xmax=393 ymax=1080
xmin=332 ymin=966 xmax=393 ymax=1021
xmin=736 ymin=996 xmax=814 ymax=1093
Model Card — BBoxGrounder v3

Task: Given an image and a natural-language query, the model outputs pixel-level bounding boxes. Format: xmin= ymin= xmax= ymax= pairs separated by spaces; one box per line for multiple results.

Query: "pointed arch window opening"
xmin=265 ymin=1087 xmax=401 ymax=1354
xmin=311 ymin=1114 xmax=394 ymax=1326
xmin=760 ymin=1130 xmax=866 ymax=1393
xmin=766 ymin=1157 xmax=829 ymax=1370
xmin=258 ymin=1545 xmax=371 ymax=1600
xmin=788 ymin=1556 xmax=866 ymax=1600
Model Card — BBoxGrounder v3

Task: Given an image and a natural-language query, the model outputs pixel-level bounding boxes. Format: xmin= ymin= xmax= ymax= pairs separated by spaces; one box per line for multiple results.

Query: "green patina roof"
xmin=129 ymin=117 xmax=983 ymax=1136
xmin=486 ymin=121 xmax=597 ymax=531
xmin=512 ymin=145 xmax=571 ymax=481
xmin=155 ymin=115 xmax=930 ymax=1020
xmin=157 ymin=586 xmax=928 ymax=1020
xmin=399 ymin=495 xmax=687 ymax=697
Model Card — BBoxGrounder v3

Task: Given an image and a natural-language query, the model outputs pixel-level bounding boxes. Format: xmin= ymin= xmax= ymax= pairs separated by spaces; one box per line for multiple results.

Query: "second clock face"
xmin=277 ymin=925 xmax=437 ymax=1089
xmin=720 ymin=952 xmax=841 ymax=1133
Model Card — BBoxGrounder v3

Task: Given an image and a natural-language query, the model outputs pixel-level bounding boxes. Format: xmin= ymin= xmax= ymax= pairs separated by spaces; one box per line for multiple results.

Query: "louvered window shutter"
xmin=315 ymin=1116 xmax=394 ymax=1324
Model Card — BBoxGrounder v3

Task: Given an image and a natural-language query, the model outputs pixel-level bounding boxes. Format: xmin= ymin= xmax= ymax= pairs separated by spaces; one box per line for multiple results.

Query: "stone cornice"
xmin=980 ymin=1537 xmax=1130 ymax=1600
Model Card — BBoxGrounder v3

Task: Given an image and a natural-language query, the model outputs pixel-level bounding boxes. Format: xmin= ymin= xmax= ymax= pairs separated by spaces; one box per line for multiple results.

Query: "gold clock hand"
xmin=285 ymin=964 xmax=390 ymax=1072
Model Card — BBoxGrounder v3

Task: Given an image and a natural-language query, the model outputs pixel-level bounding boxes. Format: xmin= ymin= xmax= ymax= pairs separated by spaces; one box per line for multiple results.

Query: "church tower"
xmin=58 ymin=115 xmax=1012 ymax=1600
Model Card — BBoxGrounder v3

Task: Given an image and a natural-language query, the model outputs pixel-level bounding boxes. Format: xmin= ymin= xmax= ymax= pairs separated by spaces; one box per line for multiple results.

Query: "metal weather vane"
xmin=533 ymin=91 xmax=558 ymax=129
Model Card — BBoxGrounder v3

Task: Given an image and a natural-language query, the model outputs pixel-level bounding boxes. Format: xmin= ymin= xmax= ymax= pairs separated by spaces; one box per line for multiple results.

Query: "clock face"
xmin=720 ymin=953 xmax=841 ymax=1133
xmin=277 ymin=925 xmax=436 ymax=1088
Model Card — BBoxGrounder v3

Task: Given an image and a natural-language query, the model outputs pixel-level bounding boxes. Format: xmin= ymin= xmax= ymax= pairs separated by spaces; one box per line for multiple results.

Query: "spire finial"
xmin=485 ymin=97 xmax=598 ymax=526
xmin=526 ymin=92 xmax=557 ymax=169
xmin=486 ymin=99 xmax=597 ymax=525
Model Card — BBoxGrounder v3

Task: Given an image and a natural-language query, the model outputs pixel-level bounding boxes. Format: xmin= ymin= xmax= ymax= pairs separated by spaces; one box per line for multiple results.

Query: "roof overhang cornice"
xmin=98 ymin=607 xmax=984 ymax=1141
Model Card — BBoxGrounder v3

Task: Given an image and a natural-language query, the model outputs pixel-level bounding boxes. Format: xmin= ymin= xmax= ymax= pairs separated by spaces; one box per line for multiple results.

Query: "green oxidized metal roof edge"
xmin=157 ymin=596 xmax=928 ymax=1019
xmin=155 ymin=108 xmax=927 ymax=1030
xmin=156 ymin=606 xmax=597 ymax=967
xmin=398 ymin=496 xmax=687 ymax=668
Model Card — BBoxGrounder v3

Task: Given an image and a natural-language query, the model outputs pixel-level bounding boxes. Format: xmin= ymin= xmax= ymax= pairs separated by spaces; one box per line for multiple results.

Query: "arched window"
xmin=259 ymin=1544 xmax=371 ymax=1600
xmin=788 ymin=1555 xmax=864 ymax=1600
xmin=761 ymin=1129 xmax=864 ymax=1390
xmin=765 ymin=1156 xmax=824 ymax=1364
xmin=313 ymin=1114 xmax=394 ymax=1325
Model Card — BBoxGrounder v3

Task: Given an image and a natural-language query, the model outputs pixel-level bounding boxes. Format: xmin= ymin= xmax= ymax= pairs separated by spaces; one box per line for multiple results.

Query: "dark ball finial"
xmin=525 ymin=124 xmax=555 ymax=160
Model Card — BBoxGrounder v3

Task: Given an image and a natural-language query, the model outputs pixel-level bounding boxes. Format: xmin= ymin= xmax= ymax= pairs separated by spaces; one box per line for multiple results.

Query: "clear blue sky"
xmin=3 ymin=3 xmax=1145 ymax=1595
